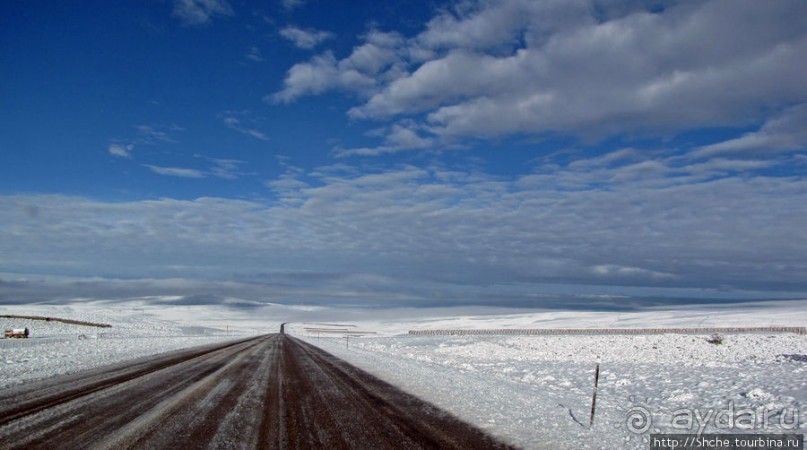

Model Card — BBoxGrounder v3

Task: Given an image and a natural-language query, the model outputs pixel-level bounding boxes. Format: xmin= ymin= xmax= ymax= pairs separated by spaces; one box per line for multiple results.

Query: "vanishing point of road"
xmin=0 ymin=333 xmax=514 ymax=449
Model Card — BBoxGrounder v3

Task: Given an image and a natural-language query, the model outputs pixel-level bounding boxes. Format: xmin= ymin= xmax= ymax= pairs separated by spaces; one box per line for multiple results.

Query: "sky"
xmin=1 ymin=0 xmax=806 ymax=310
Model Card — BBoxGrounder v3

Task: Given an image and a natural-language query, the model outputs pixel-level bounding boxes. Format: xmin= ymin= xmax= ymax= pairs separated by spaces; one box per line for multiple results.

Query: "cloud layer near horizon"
xmin=3 ymin=149 xmax=806 ymax=304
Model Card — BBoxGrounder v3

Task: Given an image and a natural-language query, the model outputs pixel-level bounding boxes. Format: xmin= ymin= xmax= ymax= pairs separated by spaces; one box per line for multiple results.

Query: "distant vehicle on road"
xmin=3 ymin=328 xmax=29 ymax=338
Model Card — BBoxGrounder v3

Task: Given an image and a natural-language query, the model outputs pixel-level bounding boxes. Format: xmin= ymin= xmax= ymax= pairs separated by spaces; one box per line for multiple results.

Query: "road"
xmin=0 ymin=334 xmax=514 ymax=449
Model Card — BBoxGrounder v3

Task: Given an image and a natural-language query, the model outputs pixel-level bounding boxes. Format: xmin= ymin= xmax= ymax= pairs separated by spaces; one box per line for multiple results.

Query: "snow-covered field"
xmin=2 ymin=299 xmax=805 ymax=449
xmin=287 ymin=301 xmax=807 ymax=449
xmin=294 ymin=333 xmax=804 ymax=449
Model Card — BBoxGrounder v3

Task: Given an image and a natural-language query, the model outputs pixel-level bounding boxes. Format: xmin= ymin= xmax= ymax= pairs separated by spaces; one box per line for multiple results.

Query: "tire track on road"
xmin=0 ymin=337 xmax=269 ymax=449
xmin=0 ymin=336 xmax=258 ymax=427
xmin=259 ymin=335 xmax=514 ymax=450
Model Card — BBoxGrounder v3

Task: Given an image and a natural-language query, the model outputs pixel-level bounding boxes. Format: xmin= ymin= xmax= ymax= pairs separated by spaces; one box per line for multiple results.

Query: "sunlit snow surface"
xmin=0 ymin=304 xmax=252 ymax=389
xmin=288 ymin=301 xmax=807 ymax=450
xmin=297 ymin=333 xmax=805 ymax=449
xmin=2 ymin=300 xmax=806 ymax=449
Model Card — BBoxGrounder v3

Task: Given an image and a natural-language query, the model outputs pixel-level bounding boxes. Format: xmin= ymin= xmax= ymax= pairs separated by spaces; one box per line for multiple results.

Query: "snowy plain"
xmin=1 ymin=299 xmax=806 ymax=449
xmin=289 ymin=301 xmax=807 ymax=449
xmin=0 ymin=303 xmax=252 ymax=389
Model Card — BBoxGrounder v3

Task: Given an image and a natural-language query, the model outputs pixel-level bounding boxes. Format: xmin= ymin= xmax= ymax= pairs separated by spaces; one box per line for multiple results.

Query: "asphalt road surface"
xmin=0 ymin=334 xmax=514 ymax=449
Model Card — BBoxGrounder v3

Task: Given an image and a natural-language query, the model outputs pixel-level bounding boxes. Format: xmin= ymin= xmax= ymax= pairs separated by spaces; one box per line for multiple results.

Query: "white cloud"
xmin=108 ymin=144 xmax=133 ymax=159
xmin=347 ymin=50 xmax=523 ymax=120
xmin=207 ymin=158 xmax=246 ymax=180
xmin=245 ymin=46 xmax=263 ymax=62
xmin=693 ymin=104 xmax=807 ymax=157
xmin=568 ymin=148 xmax=640 ymax=170
xmin=221 ymin=112 xmax=269 ymax=140
xmin=270 ymin=52 xmax=375 ymax=103
xmin=385 ymin=123 xmax=434 ymax=149
xmin=3 ymin=155 xmax=805 ymax=298
xmin=270 ymin=31 xmax=405 ymax=103
xmin=681 ymin=158 xmax=777 ymax=175
xmin=143 ymin=164 xmax=206 ymax=178
xmin=281 ymin=0 xmax=305 ymax=11
xmin=591 ymin=264 xmax=677 ymax=281
xmin=134 ymin=124 xmax=182 ymax=144
xmin=274 ymin=0 xmax=807 ymax=148
xmin=334 ymin=122 xmax=435 ymax=157
xmin=279 ymin=26 xmax=334 ymax=50
xmin=108 ymin=124 xmax=183 ymax=161
xmin=172 ymin=0 xmax=233 ymax=26
xmin=140 ymin=158 xmax=246 ymax=180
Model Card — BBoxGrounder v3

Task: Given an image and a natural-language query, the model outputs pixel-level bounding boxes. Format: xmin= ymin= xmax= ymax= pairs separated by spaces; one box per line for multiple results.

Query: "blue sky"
xmin=1 ymin=0 xmax=806 ymax=309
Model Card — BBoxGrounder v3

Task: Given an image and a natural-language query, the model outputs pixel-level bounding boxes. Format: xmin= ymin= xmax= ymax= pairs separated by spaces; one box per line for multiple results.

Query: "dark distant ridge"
xmin=0 ymin=315 xmax=112 ymax=328
xmin=409 ymin=327 xmax=806 ymax=336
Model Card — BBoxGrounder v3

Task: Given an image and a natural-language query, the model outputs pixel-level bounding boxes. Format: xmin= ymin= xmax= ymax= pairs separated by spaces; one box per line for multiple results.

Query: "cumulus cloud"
xmin=270 ymin=30 xmax=405 ymax=103
xmin=172 ymin=0 xmax=233 ymax=26
xmin=280 ymin=26 xmax=334 ymax=49
xmin=273 ymin=0 xmax=807 ymax=147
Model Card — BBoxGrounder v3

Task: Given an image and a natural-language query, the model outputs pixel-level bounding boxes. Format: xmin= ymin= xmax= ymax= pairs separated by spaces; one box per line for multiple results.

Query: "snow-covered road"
xmin=0 ymin=335 xmax=510 ymax=450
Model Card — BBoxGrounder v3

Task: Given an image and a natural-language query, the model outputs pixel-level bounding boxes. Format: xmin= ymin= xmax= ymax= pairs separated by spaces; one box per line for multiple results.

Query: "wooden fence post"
xmin=589 ymin=359 xmax=600 ymax=429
